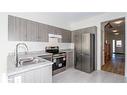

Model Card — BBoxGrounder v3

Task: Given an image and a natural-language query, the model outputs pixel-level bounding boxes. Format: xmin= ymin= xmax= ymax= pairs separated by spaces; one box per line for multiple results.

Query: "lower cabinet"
xmin=8 ymin=65 xmax=52 ymax=83
xmin=66 ymin=51 xmax=74 ymax=69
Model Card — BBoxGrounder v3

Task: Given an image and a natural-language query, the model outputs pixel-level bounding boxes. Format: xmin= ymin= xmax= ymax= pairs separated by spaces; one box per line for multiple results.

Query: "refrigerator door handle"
xmin=83 ymin=53 xmax=90 ymax=56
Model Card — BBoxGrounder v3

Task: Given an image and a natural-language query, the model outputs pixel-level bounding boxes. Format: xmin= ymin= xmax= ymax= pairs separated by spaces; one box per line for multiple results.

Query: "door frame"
xmin=100 ymin=17 xmax=126 ymax=75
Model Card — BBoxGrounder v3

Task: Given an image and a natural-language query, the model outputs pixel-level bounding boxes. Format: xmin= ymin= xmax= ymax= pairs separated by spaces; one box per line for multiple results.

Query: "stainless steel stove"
xmin=45 ymin=46 xmax=66 ymax=75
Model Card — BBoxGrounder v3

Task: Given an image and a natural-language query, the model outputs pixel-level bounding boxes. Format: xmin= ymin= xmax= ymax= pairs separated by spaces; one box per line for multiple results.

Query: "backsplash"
xmin=8 ymin=41 xmax=74 ymax=53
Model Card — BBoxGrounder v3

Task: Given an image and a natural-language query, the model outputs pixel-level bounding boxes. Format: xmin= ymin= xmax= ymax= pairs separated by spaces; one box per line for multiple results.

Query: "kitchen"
xmin=0 ymin=1 xmax=127 ymax=95
xmin=7 ymin=14 xmax=75 ymax=83
xmin=1 ymin=12 xmax=127 ymax=83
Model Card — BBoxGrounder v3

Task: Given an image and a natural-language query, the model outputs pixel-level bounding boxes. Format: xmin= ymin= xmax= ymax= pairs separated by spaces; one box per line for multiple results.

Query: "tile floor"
xmin=53 ymin=68 xmax=127 ymax=83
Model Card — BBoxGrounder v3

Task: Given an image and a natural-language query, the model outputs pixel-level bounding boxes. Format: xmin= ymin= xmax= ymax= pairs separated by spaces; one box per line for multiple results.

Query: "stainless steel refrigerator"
xmin=75 ymin=33 xmax=95 ymax=73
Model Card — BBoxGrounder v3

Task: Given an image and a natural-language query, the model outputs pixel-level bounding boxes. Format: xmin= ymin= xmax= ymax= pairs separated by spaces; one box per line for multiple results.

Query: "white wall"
xmin=0 ymin=13 xmax=8 ymax=82
xmin=70 ymin=12 xmax=127 ymax=77
xmin=8 ymin=41 xmax=74 ymax=54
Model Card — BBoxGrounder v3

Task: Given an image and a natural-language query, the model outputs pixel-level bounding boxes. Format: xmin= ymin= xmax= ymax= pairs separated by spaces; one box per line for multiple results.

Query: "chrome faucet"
xmin=16 ymin=43 xmax=28 ymax=67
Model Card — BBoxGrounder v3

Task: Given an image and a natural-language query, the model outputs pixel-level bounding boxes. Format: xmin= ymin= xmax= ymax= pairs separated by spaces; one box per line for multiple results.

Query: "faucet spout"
xmin=16 ymin=43 xmax=29 ymax=67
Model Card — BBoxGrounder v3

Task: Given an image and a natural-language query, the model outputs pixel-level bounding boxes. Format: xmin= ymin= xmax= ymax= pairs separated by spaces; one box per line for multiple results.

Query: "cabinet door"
xmin=46 ymin=25 xmax=56 ymax=38
xmin=61 ymin=30 xmax=67 ymax=43
xmin=62 ymin=30 xmax=71 ymax=43
xmin=40 ymin=66 xmax=52 ymax=83
xmin=8 ymin=15 xmax=15 ymax=41
xmin=8 ymin=73 xmax=24 ymax=83
xmin=15 ymin=17 xmax=27 ymax=41
xmin=66 ymin=31 xmax=71 ymax=43
xmin=23 ymin=70 xmax=34 ymax=83
xmin=19 ymin=18 xmax=27 ymax=41
xmin=55 ymin=28 xmax=62 ymax=35
xmin=8 ymin=66 xmax=52 ymax=83
xmin=38 ymin=23 xmax=49 ymax=42
xmin=69 ymin=52 xmax=74 ymax=67
xmin=66 ymin=52 xmax=70 ymax=69
xmin=33 ymin=68 xmax=41 ymax=83
xmin=66 ymin=51 xmax=74 ymax=69
xmin=26 ymin=20 xmax=38 ymax=41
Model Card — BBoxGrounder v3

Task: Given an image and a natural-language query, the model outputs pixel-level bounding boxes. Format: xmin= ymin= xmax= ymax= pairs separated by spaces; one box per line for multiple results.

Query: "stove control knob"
xmin=63 ymin=58 xmax=66 ymax=60
xmin=58 ymin=63 xmax=62 ymax=67
xmin=53 ymin=59 xmax=56 ymax=62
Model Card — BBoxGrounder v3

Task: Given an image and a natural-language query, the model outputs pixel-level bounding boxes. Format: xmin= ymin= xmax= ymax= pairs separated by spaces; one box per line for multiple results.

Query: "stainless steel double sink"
xmin=19 ymin=57 xmax=47 ymax=67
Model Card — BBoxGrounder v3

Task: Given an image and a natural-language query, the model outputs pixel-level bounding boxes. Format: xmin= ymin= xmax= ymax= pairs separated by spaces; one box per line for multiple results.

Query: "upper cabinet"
xmin=26 ymin=20 xmax=38 ymax=41
xmin=8 ymin=15 xmax=15 ymax=41
xmin=8 ymin=16 xmax=27 ymax=41
xmin=38 ymin=23 xmax=49 ymax=42
xmin=62 ymin=29 xmax=71 ymax=43
xmin=8 ymin=15 xmax=72 ymax=43
xmin=15 ymin=17 xmax=27 ymax=41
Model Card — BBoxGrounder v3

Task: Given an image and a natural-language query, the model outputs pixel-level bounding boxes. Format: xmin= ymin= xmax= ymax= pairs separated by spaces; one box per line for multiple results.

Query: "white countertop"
xmin=7 ymin=51 xmax=53 ymax=77
xmin=8 ymin=58 xmax=53 ymax=76
xmin=7 ymin=49 xmax=73 ymax=77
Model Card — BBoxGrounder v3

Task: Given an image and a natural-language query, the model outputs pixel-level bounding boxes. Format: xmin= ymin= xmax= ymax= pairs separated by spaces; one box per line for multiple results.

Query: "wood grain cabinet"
xmin=26 ymin=20 xmax=39 ymax=41
xmin=66 ymin=51 xmax=74 ymax=69
xmin=38 ymin=23 xmax=49 ymax=42
xmin=62 ymin=30 xmax=72 ymax=43
xmin=8 ymin=15 xmax=72 ymax=43
xmin=8 ymin=15 xmax=15 ymax=41
xmin=55 ymin=28 xmax=62 ymax=35
xmin=8 ymin=65 xmax=52 ymax=83
xmin=66 ymin=31 xmax=71 ymax=43
xmin=15 ymin=17 xmax=27 ymax=41
xmin=8 ymin=16 xmax=27 ymax=41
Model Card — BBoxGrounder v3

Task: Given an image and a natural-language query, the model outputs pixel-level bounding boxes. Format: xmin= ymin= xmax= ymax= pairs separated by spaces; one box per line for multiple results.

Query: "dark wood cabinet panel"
xmin=8 ymin=15 xmax=72 ymax=43
xmin=26 ymin=20 xmax=38 ymax=41
xmin=8 ymin=16 xmax=27 ymax=41
xmin=66 ymin=51 xmax=74 ymax=69
xmin=15 ymin=17 xmax=27 ymax=41
xmin=62 ymin=29 xmax=72 ymax=43
xmin=38 ymin=23 xmax=49 ymax=42
xmin=8 ymin=15 xmax=15 ymax=41
xmin=20 ymin=18 xmax=27 ymax=41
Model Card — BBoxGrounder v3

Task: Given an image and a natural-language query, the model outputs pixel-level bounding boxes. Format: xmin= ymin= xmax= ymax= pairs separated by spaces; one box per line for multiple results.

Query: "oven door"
xmin=52 ymin=56 xmax=66 ymax=71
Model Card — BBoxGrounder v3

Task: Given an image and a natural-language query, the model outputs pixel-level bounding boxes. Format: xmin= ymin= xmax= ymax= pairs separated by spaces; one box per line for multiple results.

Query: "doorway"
xmin=101 ymin=17 xmax=125 ymax=75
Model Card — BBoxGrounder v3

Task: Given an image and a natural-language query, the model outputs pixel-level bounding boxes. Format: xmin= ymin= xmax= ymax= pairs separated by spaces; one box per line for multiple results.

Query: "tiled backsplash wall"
xmin=8 ymin=41 xmax=74 ymax=53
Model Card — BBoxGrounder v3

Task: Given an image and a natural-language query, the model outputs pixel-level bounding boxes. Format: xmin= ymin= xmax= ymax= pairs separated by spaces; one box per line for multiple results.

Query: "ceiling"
xmin=38 ymin=12 xmax=105 ymax=23
xmin=105 ymin=18 xmax=125 ymax=39
xmin=10 ymin=12 xmax=106 ymax=30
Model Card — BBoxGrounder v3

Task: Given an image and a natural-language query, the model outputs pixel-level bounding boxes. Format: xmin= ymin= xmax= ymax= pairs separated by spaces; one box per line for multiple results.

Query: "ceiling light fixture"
xmin=112 ymin=30 xmax=118 ymax=32
xmin=113 ymin=20 xmax=123 ymax=24
xmin=114 ymin=33 xmax=119 ymax=35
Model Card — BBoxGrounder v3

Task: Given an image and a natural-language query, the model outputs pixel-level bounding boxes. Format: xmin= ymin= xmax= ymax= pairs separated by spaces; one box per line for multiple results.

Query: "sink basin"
xmin=19 ymin=57 xmax=47 ymax=66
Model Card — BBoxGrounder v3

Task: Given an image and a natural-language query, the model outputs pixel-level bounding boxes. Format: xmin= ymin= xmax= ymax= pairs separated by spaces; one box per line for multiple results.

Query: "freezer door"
xmin=81 ymin=33 xmax=91 ymax=72
xmin=74 ymin=33 xmax=82 ymax=70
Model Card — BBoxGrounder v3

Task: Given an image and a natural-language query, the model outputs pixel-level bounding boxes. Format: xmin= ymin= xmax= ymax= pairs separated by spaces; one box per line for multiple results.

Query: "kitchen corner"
xmin=7 ymin=44 xmax=74 ymax=83
xmin=7 ymin=50 xmax=53 ymax=83
xmin=7 ymin=15 xmax=74 ymax=83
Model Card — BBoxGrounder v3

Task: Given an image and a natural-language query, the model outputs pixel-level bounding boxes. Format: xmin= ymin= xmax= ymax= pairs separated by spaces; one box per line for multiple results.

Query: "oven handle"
xmin=53 ymin=56 xmax=65 ymax=59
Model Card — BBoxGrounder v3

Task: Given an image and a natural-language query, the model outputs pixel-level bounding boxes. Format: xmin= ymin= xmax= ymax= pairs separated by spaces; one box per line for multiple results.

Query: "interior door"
xmin=74 ymin=33 xmax=82 ymax=70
